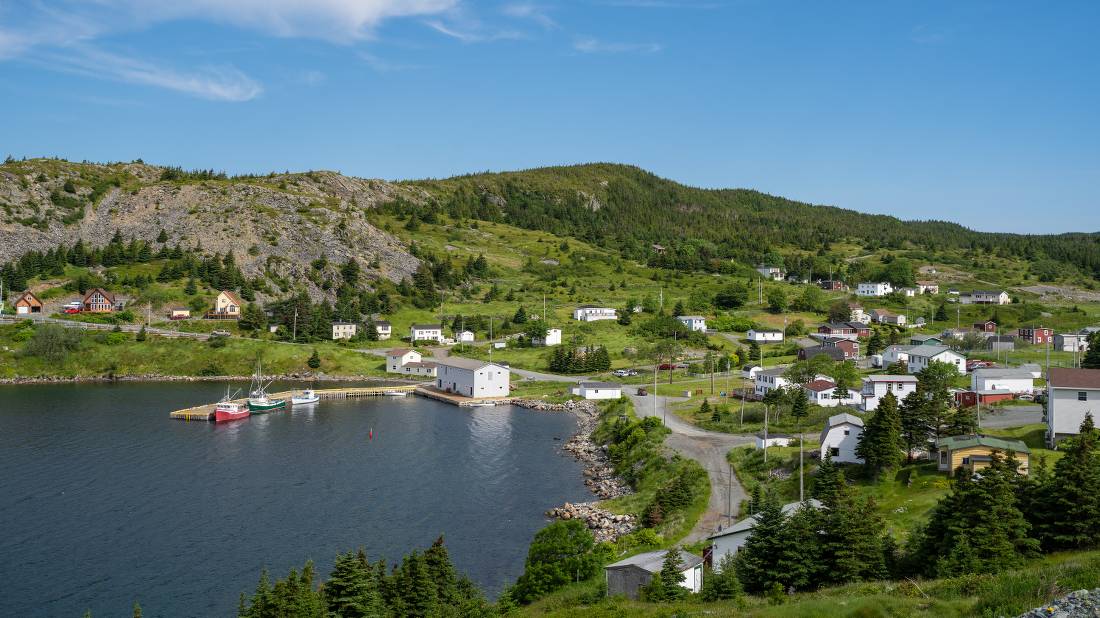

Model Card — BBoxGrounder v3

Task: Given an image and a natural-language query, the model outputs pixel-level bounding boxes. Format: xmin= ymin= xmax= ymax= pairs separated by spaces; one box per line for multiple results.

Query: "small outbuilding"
xmin=756 ymin=433 xmax=792 ymax=449
xmin=571 ymin=382 xmax=623 ymax=400
xmin=936 ymin=434 xmax=1030 ymax=476
xmin=12 ymin=290 xmax=44 ymax=315
xmin=605 ymin=550 xmax=703 ymax=600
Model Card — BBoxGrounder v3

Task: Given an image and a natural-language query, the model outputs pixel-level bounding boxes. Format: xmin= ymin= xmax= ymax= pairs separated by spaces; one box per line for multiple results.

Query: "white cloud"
xmin=0 ymin=0 xmax=461 ymax=100
xmin=36 ymin=46 xmax=263 ymax=101
xmin=424 ymin=19 xmax=524 ymax=43
xmin=501 ymin=3 xmax=556 ymax=29
xmin=573 ymin=36 xmax=662 ymax=54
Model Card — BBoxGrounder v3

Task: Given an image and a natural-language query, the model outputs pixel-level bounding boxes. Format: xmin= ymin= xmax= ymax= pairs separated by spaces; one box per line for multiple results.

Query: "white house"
xmin=1046 ymin=368 xmax=1100 ymax=445
xmin=755 ymin=265 xmax=785 ymax=281
xmin=870 ymin=309 xmax=907 ymax=327
xmin=918 ymin=282 xmax=940 ymax=295
xmin=332 ymin=322 xmax=358 ymax=340
xmin=860 ymin=375 xmax=918 ymax=411
xmin=899 ymin=287 xmax=919 ymax=297
xmin=435 ymin=357 xmax=510 ymax=398
xmin=410 ymin=324 xmax=443 ymax=343
xmin=848 ymin=303 xmax=868 ymax=324
xmin=755 ymin=433 xmax=792 ymax=449
xmin=907 ymin=345 xmax=966 ymax=375
xmin=971 ymin=368 xmax=1035 ymax=395
xmin=742 ymin=365 xmax=762 ymax=380
xmin=571 ymin=382 xmax=623 ymax=400
xmin=961 ymin=290 xmax=1010 ymax=305
xmin=532 ymin=328 xmax=562 ymax=347
xmin=881 ymin=344 xmax=914 ymax=367
xmin=802 ymin=379 xmax=861 ymax=408
xmin=374 ymin=320 xmax=392 ymax=340
xmin=820 ymin=413 xmax=865 ymax=463
xmin=401 ymin=361 xmax=438 ymax=377
xmin=709 ymin=500 xmax=822 ymax=565
xmin=677 ymin=315 xmax=707 ymax=332
xmin=386 ymin=348 xmax=421 ymax=373
xmin=605 ymin=550 xmax=703 ymax=600
xmin=754 ymin=367 xmax=790 ymax=398
xmin=857 ymin=282 xmax=894 ymax=297
xmin=1055 ymin=333 xmax=1090 ymax=353
xmin=747 ymin=329 xmax=784 ymax=343
xmin=457 ymin=330 xmax=475 ymax=343
xmin=572 ymin=305 xmax=617 ymax=322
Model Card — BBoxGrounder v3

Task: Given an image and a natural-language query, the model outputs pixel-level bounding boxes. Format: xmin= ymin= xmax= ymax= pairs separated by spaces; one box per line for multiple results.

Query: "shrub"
xmin=21 ymin=325 xmax=82 ymax=362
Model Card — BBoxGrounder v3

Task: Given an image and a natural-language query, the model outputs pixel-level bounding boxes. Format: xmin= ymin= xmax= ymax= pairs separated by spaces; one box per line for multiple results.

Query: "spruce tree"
xmin=812 ymin=453 xmax=845 ymax=508
xmin=700 ymin=554 xmax=742 ymax=601
xmin=789 ymin=388 xmax=809 ymax=426
xmin=323 ymin=551 xmax=375 ymax=617
xmin=735 ymin=490 xmax=787 ymax=593
xmin=899 ymin=390 xmax=932 ymax=463
xmin=1082 ymin=332 xmax=1100 ymax=369
xmin=644 ymin=549 xmax=687 ymax=602
xmin=307 ymin=349 xmax=321 ymax=369
xmin=775 ymin=502 xmax=826 ymax=591
xmin=135 ymin=325 xmax=147 ymax=342
xmin=1032 ymin=415 xmax=1100 ymax=550
xmin=935 ymin=303 xmax=948 ymax=322
xmin=856 ymin=391 xmax=904 ymax=477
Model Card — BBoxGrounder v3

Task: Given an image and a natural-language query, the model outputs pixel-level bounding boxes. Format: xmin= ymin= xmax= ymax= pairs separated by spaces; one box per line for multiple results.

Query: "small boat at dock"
xmin=214 ymin=386 xmax=248 ymax=422
xmin=247 ymin=360 xmax=286 ymax=413
xmin=382 ymin=390 xmax=407 ymax=397
xmin=291 ymin=389 xmax=320 ymax=405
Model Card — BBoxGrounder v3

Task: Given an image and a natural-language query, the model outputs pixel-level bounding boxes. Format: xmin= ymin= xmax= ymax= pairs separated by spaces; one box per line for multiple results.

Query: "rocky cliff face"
xmin=0 ymin=160 xmax=424 ymax=293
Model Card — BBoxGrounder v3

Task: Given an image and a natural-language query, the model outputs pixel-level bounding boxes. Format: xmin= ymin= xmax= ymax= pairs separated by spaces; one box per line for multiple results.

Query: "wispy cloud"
xmin=358 ymin=51 xmax=423 ymax=72
xmin=424 ymin=19 xmax=524 ymax=43
xmin=501 ymin=3 xmax=557 ymax=29
xmin=597 ymin=0 xmax=721 ymax=8
xmin=0 ymin=0 xmax=461 ymax=100
xmin=573 ymin=36 xmax=662 ymax=54
xmin=35 ymin=46 xmax=263 ymax=102
xmin=910 ymin=24 xmax=947 ymax=45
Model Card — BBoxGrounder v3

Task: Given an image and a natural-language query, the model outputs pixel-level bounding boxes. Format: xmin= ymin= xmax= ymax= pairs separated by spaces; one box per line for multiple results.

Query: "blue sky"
xmin=1 ymin=1 xmax=1097 ymax=233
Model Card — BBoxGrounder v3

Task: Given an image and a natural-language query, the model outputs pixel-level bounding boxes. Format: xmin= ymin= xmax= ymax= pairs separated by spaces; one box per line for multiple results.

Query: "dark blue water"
xmin=0 ymin=382 xmax=589 ymax=617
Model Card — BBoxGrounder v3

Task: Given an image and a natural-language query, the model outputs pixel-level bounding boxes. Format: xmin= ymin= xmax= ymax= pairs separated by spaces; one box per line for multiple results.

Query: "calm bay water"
xmin=0 ymin=382 xmax=589 ymax=617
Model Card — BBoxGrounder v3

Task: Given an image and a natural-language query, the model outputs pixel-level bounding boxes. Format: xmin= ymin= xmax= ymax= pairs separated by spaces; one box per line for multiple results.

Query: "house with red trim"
xmin=1018 ymin=326 xmax=1053 ymax=345
xmin=82 ymin=288 xmax=116 ymax=313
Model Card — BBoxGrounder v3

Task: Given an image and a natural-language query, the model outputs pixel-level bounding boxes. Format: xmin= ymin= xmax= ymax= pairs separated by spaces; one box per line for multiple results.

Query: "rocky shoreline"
xmin=0 ymin=373 xmax=424 ymax=386
xmin=1019 ymin=588 xmax=1100 ymax=617
xmin=512 ymin=398 xmax=638 ymax=543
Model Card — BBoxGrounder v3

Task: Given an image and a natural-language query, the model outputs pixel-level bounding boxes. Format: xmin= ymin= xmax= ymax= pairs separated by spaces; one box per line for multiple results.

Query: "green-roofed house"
xmin=935 ymin=434 xmax=1030 ymax=476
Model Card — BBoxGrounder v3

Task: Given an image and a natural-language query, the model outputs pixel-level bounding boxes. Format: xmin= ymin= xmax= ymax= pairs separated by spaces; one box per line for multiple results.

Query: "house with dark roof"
xmin=1047 ymin=368 xmax=1100 ymax=445
xmin=82 ymin=288 xmax=116 ymax=313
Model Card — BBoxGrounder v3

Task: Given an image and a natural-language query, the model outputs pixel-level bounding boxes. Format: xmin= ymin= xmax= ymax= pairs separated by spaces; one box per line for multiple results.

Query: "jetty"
xmin=169 ymin=385 xmax=420 ymax=421
xmin=415 ymin=385 xmax=516 ymax=408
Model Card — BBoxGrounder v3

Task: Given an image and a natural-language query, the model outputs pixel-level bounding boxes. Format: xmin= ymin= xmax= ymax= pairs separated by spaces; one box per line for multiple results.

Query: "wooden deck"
xmin=414 ymin=385 xmax=516 ymax=407
xmin=169 ymin=385 xmax=421 ymax=421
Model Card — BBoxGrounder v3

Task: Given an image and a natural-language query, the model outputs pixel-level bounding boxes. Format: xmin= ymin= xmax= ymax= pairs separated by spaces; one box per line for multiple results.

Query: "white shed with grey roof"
xmin=709 ymin=499 xmax=823 ymax=566
xmin=571 ymin=382 xmax=623 ymax=400
xmin=434 ymin=357 xmax=510 ymax=398
xmin=605 ymin=550 xmax=703 ymax=599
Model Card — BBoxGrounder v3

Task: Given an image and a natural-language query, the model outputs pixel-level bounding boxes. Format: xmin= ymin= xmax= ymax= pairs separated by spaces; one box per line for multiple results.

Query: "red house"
xmin=12 ymin=290 xmax=44 ymax=315
xmin=82 ymin=288 xmax=116 ymax=313
xmin=955 ymin=390 xmax=1015 ymax=408
xmin=974 ymin=320 xmax=998 ymax=333
xmin=818 ymin=322 xmax=855 ymax=336
xmin=1018 ymin=326 xmax=1053 ymax=345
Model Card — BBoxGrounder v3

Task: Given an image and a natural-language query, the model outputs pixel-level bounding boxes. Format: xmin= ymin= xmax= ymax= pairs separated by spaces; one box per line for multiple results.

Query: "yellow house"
xmin=210 ymin=290 xmax=243 ymax=319
xmin=936 ymin=434 xmax=1030 ymax=476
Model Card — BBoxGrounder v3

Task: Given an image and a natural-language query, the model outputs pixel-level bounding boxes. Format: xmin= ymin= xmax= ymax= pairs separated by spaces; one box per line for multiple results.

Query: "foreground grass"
xmin=519 ymin=548 xmax=1100 ymax=617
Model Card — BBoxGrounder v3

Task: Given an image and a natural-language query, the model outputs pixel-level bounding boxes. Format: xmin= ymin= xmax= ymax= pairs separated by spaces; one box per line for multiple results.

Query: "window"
xmin=962 ymin=456 xmax=970 ymax=465
xmin=1080 ymin=392 xmax=1089 ymax=402
xmin=830 ymin=447 xmax=839 ymax=457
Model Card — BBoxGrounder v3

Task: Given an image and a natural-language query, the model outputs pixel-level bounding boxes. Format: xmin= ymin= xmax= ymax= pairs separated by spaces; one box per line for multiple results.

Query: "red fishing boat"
xmin=214 ymin=386 xmax=249 ymax=422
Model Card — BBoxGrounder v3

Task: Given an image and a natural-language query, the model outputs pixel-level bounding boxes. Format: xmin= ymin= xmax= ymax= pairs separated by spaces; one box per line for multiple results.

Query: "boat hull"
xmin=248 ymin=399 xmax=287 ymax=413
xmin=214 ymin=408 xmax=249 ymax=422
xmin=291 ymin=396 xmax=320 ymax=405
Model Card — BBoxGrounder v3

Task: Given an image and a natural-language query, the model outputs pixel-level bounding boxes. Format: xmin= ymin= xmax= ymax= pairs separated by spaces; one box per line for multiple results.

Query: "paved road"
xmin=978 ymin=405 xmax=1043 ymax=429
xmin=0 ymin=314 xmax=211 ymax=340
xmin=629 ymin=393 xmax=754 ymax=543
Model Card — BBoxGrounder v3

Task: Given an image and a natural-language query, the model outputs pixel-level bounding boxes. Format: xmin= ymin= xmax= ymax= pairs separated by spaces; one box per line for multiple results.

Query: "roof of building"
xmin=825 ymin=412 xmax=864 ymax=428
xmin=435 ymin=356 xmax=506 ymax=371
xmin=756 ymin=367 xmax=788 ymax=378
xmin=872 ymin=308 xmax=897 ymax=317
xmin=883 ymin=344 xmax=914 ymax=353
xmin=677 ymin=315 xmax=706 ymax=320
xmin=577 ymin=381 xmax=622 ymax=390
xmin=820 ymin=322 xmax=854 ymax=330
xmin=219 ymin=290 xmax=244 ymax=306
xmin=966 ymin=290 xmax=1008 ymax=296
xmin=403 ymin=362 xmax=437 ymax=369
xmin=936 ymin=434 xmax=1030 ymax=454
xmin=972 ymin=367 xmax=1034 ymax=380
xmin=864 ymin=375 xmax=918 ymax=383
xmin=606 ymin=550 xmax=703 ymax=573
xmin=1048 ymin=368 xmax=1100 ymax=390
xmin=576 ymin=305 xmax=614 ymax=310
xmin=804 ymin=379 xmax=838 ymax=392
xmin=387 ymin=348 xmax=414 ymax=356
xmin=332 ymin=321 xmax=357 ymax=326
xmin=710 ymin=500 xmax=823 ymax=539
xmin=908 ymin=344 xmax=957 ymax=358
xmin=985 ymin=335 xmax=1016 ymax=343
xmin=802 ymin=347 xmax=845 ymax=361
xmin=750 ymin=327 xmax=783 ymax=333
xmin=742 ymin=364 xmax=762 ymax=371
xmin=13 ymin=290 xmax=42 ymax=304
xmin=83 ymin=287 xmax=115 ymax=303
xmin=911 ymin=334 xmax=941 ymax=342
xmin=374 ymin=320 xmax=391 ymax=326
xmin=411 ymin=324 xmax=442 ymax=330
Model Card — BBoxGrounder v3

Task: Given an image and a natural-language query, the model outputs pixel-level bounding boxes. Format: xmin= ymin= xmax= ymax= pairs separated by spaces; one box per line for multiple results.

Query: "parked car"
xmin=612 ymin=368 xmax=637 ymax=378
xmin=63 ymin=307 xmax=80 ymax=314
xmin=1017 ymin=393 xmax=1034 ymax=401
xmin=657 ymin=363 xmax=676 ymax=370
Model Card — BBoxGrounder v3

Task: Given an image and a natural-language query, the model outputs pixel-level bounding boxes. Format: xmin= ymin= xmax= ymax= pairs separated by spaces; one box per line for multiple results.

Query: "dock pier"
xmin=169 ymin=385 xmax=421 ymax=421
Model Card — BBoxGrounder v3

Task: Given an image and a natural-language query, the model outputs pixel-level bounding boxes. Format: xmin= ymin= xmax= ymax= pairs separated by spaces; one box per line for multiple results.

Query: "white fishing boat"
xmin=382 ymin=390 xmax=407 ymax=397
xmin=291 ymin=389 xmax=320 ymax=405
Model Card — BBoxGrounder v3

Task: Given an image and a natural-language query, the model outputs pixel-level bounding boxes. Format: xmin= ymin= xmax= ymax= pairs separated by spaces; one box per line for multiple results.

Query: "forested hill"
xmin=408 ymin=163 xmax=1100 ymax=277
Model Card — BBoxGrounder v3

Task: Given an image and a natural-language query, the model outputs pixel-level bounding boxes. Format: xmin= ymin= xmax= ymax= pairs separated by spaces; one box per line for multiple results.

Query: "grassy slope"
xmin=519 ymin=548 xmax=1100 ymax=617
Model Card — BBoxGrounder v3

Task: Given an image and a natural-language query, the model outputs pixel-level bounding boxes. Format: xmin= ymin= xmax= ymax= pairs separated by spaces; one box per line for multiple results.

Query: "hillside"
xmin=0 ymin=159 xmax=422 ymax=297
xmin=3 ymin=158 xmax=1099 ymax=296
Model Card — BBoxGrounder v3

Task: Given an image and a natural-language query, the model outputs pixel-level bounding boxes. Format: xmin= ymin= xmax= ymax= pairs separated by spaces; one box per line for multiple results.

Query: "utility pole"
xmin=653 ymin=353 xmax=658 ymax=422
xmin=727 ymin=460 xmax=733 ymax=527
xmin=763 ymin=404 xmax=769 ymax=463
xmin=956 ymin=305 xmax=960 ymax=330
xmin=292 ymin=307 xmax=298 ymax=342
xmin=489 ymin=316 xmax=494 ymax=363
xmin=799 ymin=428 xmax=804 ymax=502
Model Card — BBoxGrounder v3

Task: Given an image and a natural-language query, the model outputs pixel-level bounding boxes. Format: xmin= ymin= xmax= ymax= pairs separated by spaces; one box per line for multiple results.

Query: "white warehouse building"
xmin=435 ymin=357 xmax=510 ymax=398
